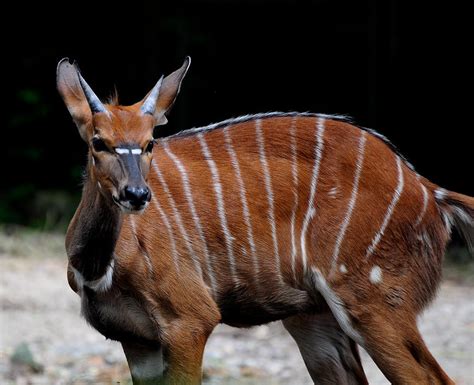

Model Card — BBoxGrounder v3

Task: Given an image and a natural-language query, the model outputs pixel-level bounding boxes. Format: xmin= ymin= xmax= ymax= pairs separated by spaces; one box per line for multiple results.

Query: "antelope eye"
xmin=92 ymin=137 xmax=109 ymax=152
xmin=145 ymin=140 xmax=154 ymax=153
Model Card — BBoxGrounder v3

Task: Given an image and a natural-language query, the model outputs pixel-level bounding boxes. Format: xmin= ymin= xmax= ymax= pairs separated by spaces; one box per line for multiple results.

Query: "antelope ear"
xmin=56 ymin=58 xmax=107 ymax=141
xmin=140 ymin=56 xmax=191 ymax=126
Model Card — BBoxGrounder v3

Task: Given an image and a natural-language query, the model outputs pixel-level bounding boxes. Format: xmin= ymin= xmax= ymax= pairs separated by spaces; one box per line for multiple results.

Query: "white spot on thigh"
xmin=339 ymin=264 xmax=348 ymax=274
xmin=369 ymin=265 xmax=383 ymax=284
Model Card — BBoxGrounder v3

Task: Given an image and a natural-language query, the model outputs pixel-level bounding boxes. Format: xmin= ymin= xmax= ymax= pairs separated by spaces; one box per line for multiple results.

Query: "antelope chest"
xmin=70 ymin=262 xmax=160 ymax=344
xmin=80 ymin=287 xmax=159 ymax=344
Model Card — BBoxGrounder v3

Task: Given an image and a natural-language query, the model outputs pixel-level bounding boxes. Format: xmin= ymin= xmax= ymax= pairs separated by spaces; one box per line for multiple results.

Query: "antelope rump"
xmin=57 ymin=57 xmax=473 ymax=385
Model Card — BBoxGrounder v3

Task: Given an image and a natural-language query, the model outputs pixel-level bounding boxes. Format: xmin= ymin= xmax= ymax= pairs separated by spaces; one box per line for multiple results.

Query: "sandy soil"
xmin=0 ymin=255 xmax=473 ymax=385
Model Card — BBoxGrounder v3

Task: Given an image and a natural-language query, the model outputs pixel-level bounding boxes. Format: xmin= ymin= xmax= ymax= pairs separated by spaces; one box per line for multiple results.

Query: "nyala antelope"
xmin=57 ymin=56 xmax=473 ymax=385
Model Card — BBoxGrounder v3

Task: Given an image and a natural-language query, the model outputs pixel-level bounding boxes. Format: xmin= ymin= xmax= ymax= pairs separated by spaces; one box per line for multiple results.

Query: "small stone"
xmin=10 ymin=342 xmax=44 ymax=373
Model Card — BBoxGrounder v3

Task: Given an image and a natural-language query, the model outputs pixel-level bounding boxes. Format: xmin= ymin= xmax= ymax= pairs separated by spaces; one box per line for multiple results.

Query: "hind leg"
xmin=309 ymin=268 xmax=454 ymax=385
xmin=283 ymin=311 xmax=368 ymax=385
xmin=351 ymin=311 xmax=454 ymax=385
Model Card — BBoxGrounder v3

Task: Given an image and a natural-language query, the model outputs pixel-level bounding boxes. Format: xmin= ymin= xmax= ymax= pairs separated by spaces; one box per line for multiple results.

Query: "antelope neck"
xmin=66 ymin=170 xmax=122 ymax=281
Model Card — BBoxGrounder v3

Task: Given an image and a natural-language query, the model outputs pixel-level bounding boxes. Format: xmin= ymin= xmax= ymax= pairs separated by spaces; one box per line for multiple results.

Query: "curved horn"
xmin=140 ymin=75 xmax=164 ymax=116
xmin=76 ymin=66 xmax=107 ymax=114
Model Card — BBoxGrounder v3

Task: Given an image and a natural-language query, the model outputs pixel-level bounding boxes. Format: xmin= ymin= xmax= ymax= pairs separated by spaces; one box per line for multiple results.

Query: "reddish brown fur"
xmin=58 ymin=58 xmax=472 ymax=384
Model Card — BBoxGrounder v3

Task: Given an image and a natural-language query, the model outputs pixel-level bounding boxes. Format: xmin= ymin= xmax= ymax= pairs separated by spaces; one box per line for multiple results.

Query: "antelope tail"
xmin=434 ymin=188 xmax=474 ymax=255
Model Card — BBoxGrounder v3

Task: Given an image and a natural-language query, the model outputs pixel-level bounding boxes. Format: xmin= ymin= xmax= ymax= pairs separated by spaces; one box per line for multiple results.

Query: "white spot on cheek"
xmin=131 ymin=148 xmax=142 ymax=155
xmin=369 ymin=265 xmax=383 ymax=284
xmin=339 ymin=264 xmax=347 ymax=274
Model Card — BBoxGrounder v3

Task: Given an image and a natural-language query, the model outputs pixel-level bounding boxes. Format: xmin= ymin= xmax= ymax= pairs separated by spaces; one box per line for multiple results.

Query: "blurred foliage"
xmin=2 ymin=84 xmax=80 ymax=229
xmin=0 ymin=188 xmax=79 ymax=231
xmin=0 ymin=225 xmax=65 ymax=259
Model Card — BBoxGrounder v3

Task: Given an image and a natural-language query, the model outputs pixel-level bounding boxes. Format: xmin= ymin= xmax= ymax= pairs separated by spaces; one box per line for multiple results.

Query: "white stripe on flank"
xmin=415 ymin=182 xmax=429 ymax=226
xmin=223 ymin=127 xmax=259 ymax=285
xmin=151 ymin=159 xmax=203 ymax=279
xmin=289 ymin=117 xmax=299 ymax=282
xmin=151 ymin=194 xmax=180 ymax=272
xmin=129 ymin=216 xmax=153 ymax=275
xmin=163 ymin=141 xmax=217 ymax=293
xmin=198 ymin=133 xmax=239 ymax=285
xmin=255 ymin=119 xmax=282 ymax=280
xmin=329 ymin=131 xmax=367 ymax=276
xmin=365 ymin=156 xmax=405 ymax=259
xmin=300 ymin=117 xmax=326 ymax=272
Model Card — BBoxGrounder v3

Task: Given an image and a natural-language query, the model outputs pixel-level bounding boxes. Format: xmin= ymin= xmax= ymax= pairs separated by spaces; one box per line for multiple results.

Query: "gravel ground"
xmin=0 ymin=255 xmax=473 ymax=385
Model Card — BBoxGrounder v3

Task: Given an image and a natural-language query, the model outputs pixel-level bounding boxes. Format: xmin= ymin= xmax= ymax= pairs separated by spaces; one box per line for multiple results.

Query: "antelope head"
xmin=57 ymin=57 xmax=190 ymax=213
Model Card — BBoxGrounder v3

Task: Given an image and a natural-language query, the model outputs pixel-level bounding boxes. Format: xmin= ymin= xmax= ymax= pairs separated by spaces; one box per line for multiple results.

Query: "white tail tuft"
xmin=434 ymin=189 xmax=474 ymax=255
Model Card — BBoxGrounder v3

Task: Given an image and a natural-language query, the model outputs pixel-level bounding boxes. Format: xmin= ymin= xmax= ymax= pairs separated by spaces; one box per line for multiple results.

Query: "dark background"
xmin=2 ymin=0 xmax=472 ymax=229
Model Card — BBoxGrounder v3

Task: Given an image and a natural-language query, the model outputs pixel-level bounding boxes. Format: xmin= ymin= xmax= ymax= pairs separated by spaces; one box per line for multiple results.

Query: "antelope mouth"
xmin=112 ymin=195 xmax=148 ymax=214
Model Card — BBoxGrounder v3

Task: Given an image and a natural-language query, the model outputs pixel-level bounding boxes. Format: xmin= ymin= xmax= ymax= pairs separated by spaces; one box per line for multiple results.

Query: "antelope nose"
xmin=124 ymin=186 xmax=151 ymax=206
